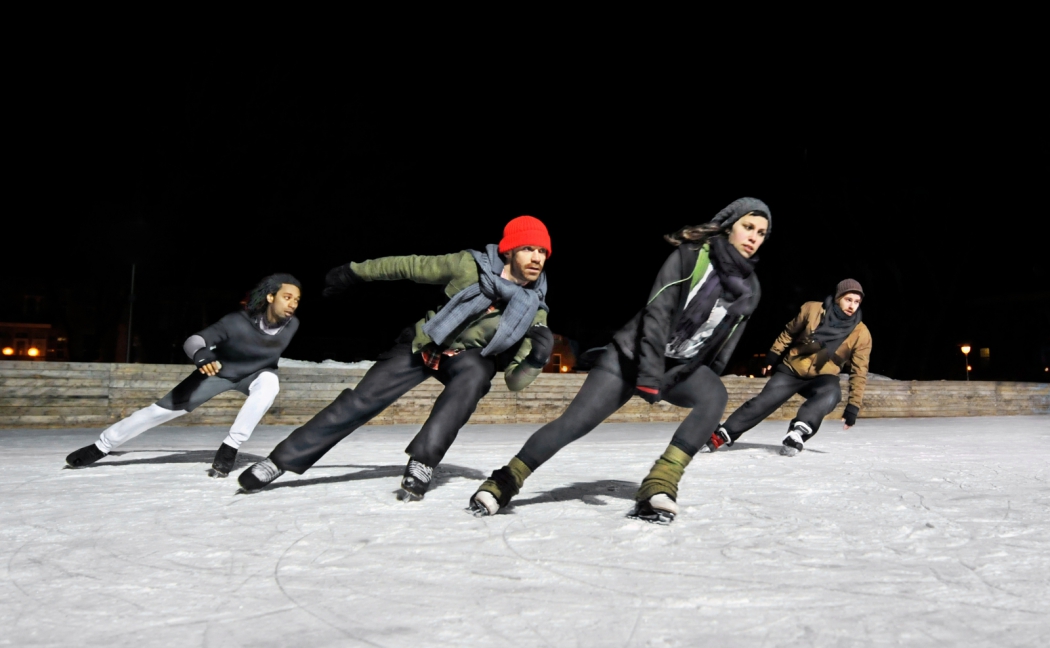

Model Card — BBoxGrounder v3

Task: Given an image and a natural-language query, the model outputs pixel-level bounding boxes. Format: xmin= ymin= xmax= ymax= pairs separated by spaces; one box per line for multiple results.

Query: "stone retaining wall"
xmin=1 ymin=360 xmax=1047 ymax=428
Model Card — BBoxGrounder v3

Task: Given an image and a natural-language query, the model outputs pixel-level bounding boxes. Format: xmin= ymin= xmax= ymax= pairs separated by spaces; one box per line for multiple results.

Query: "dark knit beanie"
xmin=499 ymin=216 xmax=552 ymax=258
xmin=709 ymin=197 xmax=772 ymax=237
xmin=835 ymin=279 xmax=865 ymax=300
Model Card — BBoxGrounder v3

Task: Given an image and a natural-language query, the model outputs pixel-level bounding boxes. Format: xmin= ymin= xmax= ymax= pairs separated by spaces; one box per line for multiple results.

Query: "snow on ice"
xmin=1 ymin=417 xmax=1048 ymax=646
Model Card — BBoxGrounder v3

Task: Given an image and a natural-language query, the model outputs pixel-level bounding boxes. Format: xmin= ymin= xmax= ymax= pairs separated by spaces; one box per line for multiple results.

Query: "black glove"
xmin=766 ymin=351 xmax=781 ymax=368
xmin=636 ymin=385 xmax=661 ymax=404
xmin=843 ymin=404 xmax=859 ymax=427
xmin=193 ymin=346 xmax=218 ymax=368
xmin=524 ymin=325 xmax=555 ymax=368
xmin=323 ymin=263 xmax=363 ymax=297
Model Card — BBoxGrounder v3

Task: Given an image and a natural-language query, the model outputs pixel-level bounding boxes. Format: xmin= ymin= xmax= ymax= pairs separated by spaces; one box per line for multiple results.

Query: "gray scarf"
xmin=422 ymin=244 xmax=548 ymax=356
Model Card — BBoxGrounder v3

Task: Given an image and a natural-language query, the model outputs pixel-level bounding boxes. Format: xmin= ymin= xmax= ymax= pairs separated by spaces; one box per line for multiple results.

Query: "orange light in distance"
xmin=27 ymin=347 xmax=40 ymax=357
xmin=2 ymin=347 xmax=13 ymax=356
xmin=960 ymin=345 xmax=971 ymax=355
xmin=966 ymin=365 xmax=972 ymax=371
xmin=560 ymin=365 xmax=569 ymax=373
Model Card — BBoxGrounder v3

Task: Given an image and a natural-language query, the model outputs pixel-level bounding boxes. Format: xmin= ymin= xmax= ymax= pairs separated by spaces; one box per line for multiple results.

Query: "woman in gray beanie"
xmin=469 ymin=198 xmax=771 ymax=524
xmin=705 ymin=278 xmax=872 ymax=456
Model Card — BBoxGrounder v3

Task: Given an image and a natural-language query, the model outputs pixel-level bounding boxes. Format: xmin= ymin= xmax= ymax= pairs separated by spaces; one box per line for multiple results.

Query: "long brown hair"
xmin=664 ymin=210 xmax=768 ymax=247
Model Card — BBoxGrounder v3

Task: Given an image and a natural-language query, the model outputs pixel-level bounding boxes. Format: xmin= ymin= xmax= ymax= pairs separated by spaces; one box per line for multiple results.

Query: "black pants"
xmin=515 ymin=345 xmax=728 ymax=471
xmin=270 ymin=343 xmax=496 ymax=474
xmin=722 ymin=370 xmax=842 ymax=441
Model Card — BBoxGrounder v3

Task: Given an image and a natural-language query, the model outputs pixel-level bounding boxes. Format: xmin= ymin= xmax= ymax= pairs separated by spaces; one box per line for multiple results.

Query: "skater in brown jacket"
xmin=704 ymin=278 xmax=872 ymax=456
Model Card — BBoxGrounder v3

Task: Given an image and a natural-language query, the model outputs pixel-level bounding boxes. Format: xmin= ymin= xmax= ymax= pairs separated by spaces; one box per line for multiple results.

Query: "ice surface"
xmin=1 ymin=417 xmax=1048 ymax=647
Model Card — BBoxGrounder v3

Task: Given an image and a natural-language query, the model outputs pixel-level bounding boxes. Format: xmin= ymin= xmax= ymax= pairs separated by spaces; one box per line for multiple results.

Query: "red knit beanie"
xmin=498 ymin=215 xmax=552 ymax=257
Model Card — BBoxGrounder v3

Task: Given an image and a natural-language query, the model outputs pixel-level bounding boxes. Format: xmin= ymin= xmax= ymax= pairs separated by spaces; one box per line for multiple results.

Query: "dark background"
xmin=6 ymin=55 xmax=1048 ymax=381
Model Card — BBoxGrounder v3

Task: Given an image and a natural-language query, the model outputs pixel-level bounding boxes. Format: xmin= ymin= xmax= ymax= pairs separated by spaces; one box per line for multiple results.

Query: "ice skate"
xmin=65 ymin=443 xmax=107 ymax=468
xmin=468 ymin=490 xmax=500 ymax=517
xmin=398 ymin=459 xmax=433 ymax=501
xmin=780 ymin=430 xmax=805 ymax=456
xmin=627 ymin=493 xmax=678 ymax=525
xmin=237 ymin=458 xmax=284 ymax=492
xmin=207 ymin=442 xmax=238 ymax=478
xmin=699 ymin=426 xmax=733 ymax=454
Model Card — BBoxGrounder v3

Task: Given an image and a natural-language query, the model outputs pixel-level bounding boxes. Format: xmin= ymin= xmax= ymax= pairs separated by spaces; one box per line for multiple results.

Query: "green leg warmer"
xmin=477 ymin=457 xmax=533 ymax=506
xmin=635 ymin=444 xmax=693 ymax=502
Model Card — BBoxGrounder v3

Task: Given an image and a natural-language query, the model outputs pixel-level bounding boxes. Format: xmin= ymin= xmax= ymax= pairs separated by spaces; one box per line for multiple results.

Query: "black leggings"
xmin=270 ymin=343 xmax=496 ymax=473
xmin=722 ymin=370 xmax=842 ymax=441
xmin=516 ymin=345 xmax=728 ymax=471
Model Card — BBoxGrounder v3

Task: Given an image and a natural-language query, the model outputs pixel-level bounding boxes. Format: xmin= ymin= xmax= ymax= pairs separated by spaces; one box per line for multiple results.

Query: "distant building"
xmin=543 ymin=333 xmax=578 ymax=373
xmin=0 ymin=323 xmax=69 ymax=361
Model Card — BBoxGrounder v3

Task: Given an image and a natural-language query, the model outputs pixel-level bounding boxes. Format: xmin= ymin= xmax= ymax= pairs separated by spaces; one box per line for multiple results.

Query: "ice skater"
xmin=65 ymin=274 xmax=302 ymax=477
xmin=703 ymin=279 xmax=872 ymax=456
xmin=470 ymin=198 xmax=770 ymax=524
xmin=237 ymin=216 xmax=555 ymax=499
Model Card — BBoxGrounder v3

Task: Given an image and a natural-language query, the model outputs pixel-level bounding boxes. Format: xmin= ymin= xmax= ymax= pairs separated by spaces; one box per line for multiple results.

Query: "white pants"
xmin=95 ymin=372 xmax=280 ymax=453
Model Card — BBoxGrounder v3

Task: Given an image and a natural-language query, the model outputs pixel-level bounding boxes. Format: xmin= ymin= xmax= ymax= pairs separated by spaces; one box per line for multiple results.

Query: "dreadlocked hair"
xmin=664 ymin=210 xmax=769 ymax=247
xmin=245 ymin=273 xmax=302 ymax=318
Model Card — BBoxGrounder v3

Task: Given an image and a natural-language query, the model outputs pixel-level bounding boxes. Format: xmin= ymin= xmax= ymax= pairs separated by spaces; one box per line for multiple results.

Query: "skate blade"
xmin=626 ymin=509 xmax=675 ymax=525
xmin=780 ymin=445 xmax=801 ymax=457
xmin=621 ymin=510 xmax=672 ymax=525
xmin=207 ymin=468 xmax=229 ymax=478
xmin=397 ymin=488 xmax=424 ymax=502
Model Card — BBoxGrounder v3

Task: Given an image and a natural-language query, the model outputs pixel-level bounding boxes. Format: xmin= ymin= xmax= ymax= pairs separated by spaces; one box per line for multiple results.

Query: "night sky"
xmin=7 ymin=56 xmax=1048 ymax=381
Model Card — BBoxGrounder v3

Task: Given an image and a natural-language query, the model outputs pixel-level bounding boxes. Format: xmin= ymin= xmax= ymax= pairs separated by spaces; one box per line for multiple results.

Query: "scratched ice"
xmin=1 ymin=417 xmax=1048 ymax=647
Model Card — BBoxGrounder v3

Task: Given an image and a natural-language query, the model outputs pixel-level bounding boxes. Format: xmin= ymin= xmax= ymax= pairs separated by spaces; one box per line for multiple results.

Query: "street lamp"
xmin=960 ymin=345 xmax=971 ymax=381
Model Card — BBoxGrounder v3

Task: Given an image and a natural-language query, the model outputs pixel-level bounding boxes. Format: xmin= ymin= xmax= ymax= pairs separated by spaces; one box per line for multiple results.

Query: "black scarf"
xmin=809 ymin=296 xmax=861 ymax=357
xmin=667 ymin=236 xmax=756 ymax=350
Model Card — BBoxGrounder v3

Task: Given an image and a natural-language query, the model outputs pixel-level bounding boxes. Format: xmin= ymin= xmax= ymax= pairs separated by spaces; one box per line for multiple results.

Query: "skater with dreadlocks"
xmin=470 ymin=198 xmax=770 ymax=524
xmin=237 ymin=216 xmax=554 ymax=500
xmin=65 ymin=273 xmax=302 ymax=477
xmin=702 ymin=279 xmax=872 ymax=457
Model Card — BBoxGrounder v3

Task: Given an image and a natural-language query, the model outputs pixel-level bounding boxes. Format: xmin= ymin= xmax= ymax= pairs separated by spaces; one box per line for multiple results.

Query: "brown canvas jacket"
xmin=769 ymin=301 xmax=872 ymax=409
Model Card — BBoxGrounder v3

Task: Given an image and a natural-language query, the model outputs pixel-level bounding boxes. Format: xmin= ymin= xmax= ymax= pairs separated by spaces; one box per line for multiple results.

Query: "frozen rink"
xmin=2 ymin=417 xmax=1048 ymax=647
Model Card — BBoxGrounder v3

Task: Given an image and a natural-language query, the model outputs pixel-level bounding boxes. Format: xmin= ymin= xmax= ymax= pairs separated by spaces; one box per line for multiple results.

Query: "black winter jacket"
xmin=612 ymin=244 xmax=760 ymax=391
xmin=196 ymin=311 xmax=299 ymax=380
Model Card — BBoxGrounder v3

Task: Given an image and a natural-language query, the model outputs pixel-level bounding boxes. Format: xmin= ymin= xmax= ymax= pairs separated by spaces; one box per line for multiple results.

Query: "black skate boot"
xmin=398 ymin=459 xmax=434 ymax=501
xmin=780 ymin=420 xmax=812 ymax=456
xmin=237 ymin=458 xmax=284 ymax=492
xmin=207 ymin=442 xmax=238 ymax=478
xmin=698 ymin=426 xmax=733 ymax=454
xmin=66 ymin=443 xmax=107 ymax=468
xmin=627 ymin=493 xmax=678 ymax=525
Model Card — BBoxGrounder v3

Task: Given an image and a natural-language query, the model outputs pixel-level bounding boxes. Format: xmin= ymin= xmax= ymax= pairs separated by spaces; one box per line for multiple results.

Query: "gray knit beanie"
xmin=835 ymin=279 xmax=865 ymax=300
xmin=709 ymin=197 xmax=772 ymax=237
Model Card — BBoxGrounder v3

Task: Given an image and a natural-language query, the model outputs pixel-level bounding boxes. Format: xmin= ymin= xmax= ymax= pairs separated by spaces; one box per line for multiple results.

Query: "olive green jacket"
xmin=350 ymin=251 xmax=547 ymax=391
xmin=770 ymin=301 xmax=872 ymax=409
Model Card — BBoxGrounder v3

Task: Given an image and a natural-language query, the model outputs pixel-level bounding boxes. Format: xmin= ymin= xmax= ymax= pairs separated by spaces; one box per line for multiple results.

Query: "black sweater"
xmin=612 ymin=245 xmax=760 ymax=391
xmin=195 ymin=311 xmax=299 ymax=380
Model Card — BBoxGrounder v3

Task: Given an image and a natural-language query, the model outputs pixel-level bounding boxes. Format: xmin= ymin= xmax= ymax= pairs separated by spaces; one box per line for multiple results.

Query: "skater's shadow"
xmin=261 ymin=463 xmax=488 ymax=494
xmin=507 ymin=479 xmax=637 ymax=511
xmin=70 ymin=449 xmax=267 ymax=469
xmin=725 ymin=442 xmax=828 ymax=455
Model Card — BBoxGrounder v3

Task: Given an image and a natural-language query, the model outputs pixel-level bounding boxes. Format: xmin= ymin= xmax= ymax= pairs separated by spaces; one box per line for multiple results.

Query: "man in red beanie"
xmin=238 ymin=216 xmax=554 ymax=499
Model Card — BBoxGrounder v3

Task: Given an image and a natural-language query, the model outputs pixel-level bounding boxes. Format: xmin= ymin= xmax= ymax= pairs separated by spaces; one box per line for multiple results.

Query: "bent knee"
xmin=250 ymin=372 xmax=281 ymax=396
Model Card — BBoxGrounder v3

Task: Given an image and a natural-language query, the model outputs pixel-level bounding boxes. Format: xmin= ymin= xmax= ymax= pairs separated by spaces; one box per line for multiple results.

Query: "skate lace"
xmin=251 ymin=458 xmax=284 ymax=481
xmin=406 ymin=460 xmax=433 ymax=483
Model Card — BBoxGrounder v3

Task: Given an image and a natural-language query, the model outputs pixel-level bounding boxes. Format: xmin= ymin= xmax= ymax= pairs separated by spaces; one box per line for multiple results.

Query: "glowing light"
xmin=560 ymin=365 xmax=569 ymax=373
xmin=960 ymin=345 xmax=971 ymax=355
xmin=966 ymin=365 xmax=972 ymax=371
xmin=748 ymin=374 xmax=755 ymax=378
xmin=1 ymin=347 xmax=13 ymax=356
xmin=27 ymin=348 xmax=40 ymax=357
